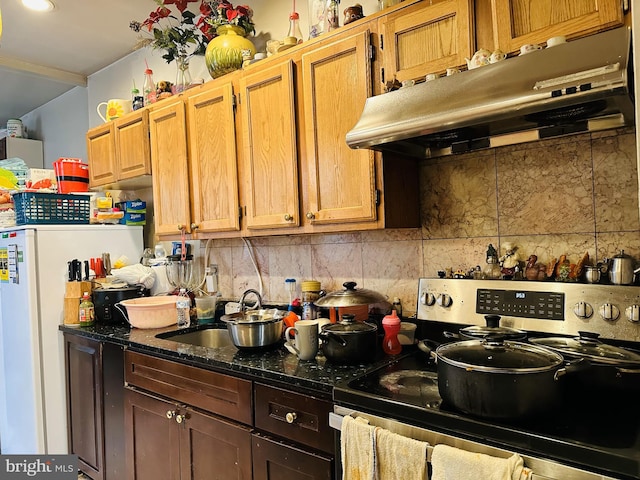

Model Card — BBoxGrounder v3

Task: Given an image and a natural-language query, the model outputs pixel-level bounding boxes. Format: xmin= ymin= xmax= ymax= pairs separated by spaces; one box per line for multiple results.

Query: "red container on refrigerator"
xmin=53 ymin=158 xmax=89 ymax=193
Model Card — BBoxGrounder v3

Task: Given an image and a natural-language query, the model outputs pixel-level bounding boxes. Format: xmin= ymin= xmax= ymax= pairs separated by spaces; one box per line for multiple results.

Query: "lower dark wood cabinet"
xmin=124 ymin=387 xmax=253 ymax=480
xmin=252 ymin=433 xmax=333 ymax=480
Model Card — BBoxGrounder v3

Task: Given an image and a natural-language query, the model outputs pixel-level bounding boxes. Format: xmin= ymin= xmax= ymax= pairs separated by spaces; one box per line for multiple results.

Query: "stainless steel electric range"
xmin=333 ymin=279 xmax=640 ymax=480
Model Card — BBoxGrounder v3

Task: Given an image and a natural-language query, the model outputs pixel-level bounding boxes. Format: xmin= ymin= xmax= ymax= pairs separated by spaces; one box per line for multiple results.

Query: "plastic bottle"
xmin=382 ymin=309 xmax=402 ymax=355
xmin=143 ymin=68 xmax=156 ymax=106
xmin=287 ymin=11 xmax=304 ymax=44
xmin=176 ymin=288 xmax=191 ymax=328
xmin=79 ymin=292 xmax=95 ymax=327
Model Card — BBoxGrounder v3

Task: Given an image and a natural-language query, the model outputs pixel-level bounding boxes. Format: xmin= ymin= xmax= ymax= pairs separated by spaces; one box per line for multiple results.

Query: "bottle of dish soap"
xmin=382 ymin=310 xmax=402 ymax=355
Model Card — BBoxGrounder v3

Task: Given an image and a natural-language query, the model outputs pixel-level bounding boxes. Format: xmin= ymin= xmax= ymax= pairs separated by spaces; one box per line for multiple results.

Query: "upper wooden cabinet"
xmin=300 ymin=29 xmax=377 ymax=226
xmin=379 ymin=0 xmax=474 ymax=82
xmin=238 ymin=60 xmax=300 ymax=231
xmin=186 ymin=82 xmax=241 ymax=233
xmin=148 ymin=99 xmax=192 ymax=236
xmin=490 ymin=0 xmax=626 ymax=54
xmin=86 ymin=109 xmax=152 ymax=189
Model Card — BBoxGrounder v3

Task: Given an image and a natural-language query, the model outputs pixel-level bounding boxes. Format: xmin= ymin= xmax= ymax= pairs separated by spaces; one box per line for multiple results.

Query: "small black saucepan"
xmin=445 ymin=315 xmax=527 ymax=341
xmin=320 ymin=314 xmax=378 ymax=364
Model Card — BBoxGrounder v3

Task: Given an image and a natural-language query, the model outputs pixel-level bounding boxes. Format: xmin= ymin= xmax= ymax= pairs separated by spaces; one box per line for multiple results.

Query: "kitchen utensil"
xmin=606 ymin=250 xmax=639 ymax=285
xmin=319 ymin=313 xmax=378 ymax=364
xmin=115 ymin=296 xmax=178 ymax=329
xmin=221 ymin=309 xmax=286 ymax=349
xmin=531 ymin=331 xmax=640 ymax=393
xmin=428 ymin=337 xmax=585 ymax=419
xmin=583 ymin=265 xmax=602 ymax=283
xmin=93 ymin=286 xmax=147 ymax=324
xmin=165 ymin=254 xmax=194 ymax=291
xmin=445 ymin=315 xmax=527 ymax=341
xmin=285 ymin=320 xmax=319 ymax=360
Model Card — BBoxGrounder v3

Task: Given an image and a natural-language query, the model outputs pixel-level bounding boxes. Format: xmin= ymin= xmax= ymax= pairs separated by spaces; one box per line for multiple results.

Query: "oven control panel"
xmin=417 ymin=278 xmax=640 ymax=341
xmin=476 ymin=289 xmax=564 ymax=320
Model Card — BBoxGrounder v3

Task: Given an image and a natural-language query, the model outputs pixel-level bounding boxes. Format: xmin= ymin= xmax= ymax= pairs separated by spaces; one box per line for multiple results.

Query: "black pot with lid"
xmin=433 ymin=337 xmax=585 ymax=419
xmin=320 ymin=313 xmax=378 ymax=364
xmin=446 ymin=315 xmax=527 ymax=341
xmin=530 ymin=331 xmax=640 ymax=393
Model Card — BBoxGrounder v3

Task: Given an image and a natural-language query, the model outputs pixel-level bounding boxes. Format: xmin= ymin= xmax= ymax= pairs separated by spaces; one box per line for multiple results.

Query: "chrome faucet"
xmin=239 ymin=289 xmax=262 ymax=311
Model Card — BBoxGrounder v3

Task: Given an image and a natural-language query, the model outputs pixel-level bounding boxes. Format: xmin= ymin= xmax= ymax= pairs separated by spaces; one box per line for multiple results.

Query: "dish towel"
xmin=431 ymin=444 xmax=533 ymax=480
xmin=341 ymin=416 xmax=377 ymax=480
xmin=376 ymin=427 xmax=429 ymax=480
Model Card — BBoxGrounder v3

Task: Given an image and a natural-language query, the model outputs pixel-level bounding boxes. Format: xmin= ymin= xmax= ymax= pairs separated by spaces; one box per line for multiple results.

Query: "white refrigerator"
xmin=0 ymin=225 xmax=143 ymax=454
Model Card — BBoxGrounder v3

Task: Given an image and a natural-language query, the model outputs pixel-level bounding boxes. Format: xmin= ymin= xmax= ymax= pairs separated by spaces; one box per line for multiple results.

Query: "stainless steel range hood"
xmin=346 ymin=27 xmax=634 ymax=158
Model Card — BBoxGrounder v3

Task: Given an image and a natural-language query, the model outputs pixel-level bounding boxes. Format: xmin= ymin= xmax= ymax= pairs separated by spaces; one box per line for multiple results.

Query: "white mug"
xmin=520 ymin=43 xmax=542 ymax=55
xmin=97 ymin=98 xmax=132 ymax=122
xmin=285 ymin=320 xmax=318 ymax=361
xmin=546 ymin=35 xmax=567 ymax=48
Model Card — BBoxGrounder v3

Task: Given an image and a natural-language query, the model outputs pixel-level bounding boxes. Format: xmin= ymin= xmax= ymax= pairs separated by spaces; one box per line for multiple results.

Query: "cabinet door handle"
xmin=284 ymin=214 xmax=293 ymax=222
xmin=175 ymin=414 xmax=186 ymax=424
xmin=285 ymin=412 xmax=297 ymax=424
xmin=306 ymin=212 xmax=315 ymax=220
xmin=190 ymin=223 xmax=199 ymax=231
xmin=166 ymin=410 xmax=176 ymax=419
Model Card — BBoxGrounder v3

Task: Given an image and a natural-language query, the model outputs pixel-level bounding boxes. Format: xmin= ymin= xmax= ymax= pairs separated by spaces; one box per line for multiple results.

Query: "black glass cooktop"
xmin=335 ymin=348 xmax=640 ymax=480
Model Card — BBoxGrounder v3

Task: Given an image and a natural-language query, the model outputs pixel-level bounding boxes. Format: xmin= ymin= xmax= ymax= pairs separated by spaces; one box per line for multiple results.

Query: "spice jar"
xmin=301 ymin=280 xmax=321 ymax=320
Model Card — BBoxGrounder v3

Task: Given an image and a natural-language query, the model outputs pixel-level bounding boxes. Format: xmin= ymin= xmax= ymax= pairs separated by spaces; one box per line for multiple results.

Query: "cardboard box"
xmin=119 ymin=212 xmax=146 ymax=225
xmin=116 ymin=200 xmax=146 ymax=213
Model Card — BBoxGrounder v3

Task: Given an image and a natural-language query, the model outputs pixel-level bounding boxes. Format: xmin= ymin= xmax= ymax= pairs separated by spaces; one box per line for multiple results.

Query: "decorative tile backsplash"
xmin=201 ymin=128 xmax=639 ymax=317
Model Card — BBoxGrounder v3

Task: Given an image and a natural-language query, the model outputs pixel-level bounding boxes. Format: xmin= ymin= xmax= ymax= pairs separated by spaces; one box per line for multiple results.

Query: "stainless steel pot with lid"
xmin=314 ymin=281 xmax=388 ymax=307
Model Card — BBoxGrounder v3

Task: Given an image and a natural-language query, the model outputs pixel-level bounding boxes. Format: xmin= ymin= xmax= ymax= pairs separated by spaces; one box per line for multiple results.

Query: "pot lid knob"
xmin=340 ymin=313 xmax=356 ymax=324
xmin=484 ymin=315 xmax=501 ymax=328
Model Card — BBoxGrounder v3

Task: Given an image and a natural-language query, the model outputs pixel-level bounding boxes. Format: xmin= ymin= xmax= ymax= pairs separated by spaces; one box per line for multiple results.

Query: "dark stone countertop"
xmin=59 ymin=322 xmax=402 ymax=398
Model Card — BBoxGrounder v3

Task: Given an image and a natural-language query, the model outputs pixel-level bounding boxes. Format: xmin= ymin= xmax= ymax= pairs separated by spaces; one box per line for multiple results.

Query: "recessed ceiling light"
xmin=22 ymin=0 xmax=55 ymax=12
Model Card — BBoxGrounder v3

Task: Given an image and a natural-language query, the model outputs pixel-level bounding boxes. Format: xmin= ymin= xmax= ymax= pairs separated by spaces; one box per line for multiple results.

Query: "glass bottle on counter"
xmin=79 ymin=292 xmax=95 ymax=327
xmin=324 ymin=0 xmax=339 ymax=31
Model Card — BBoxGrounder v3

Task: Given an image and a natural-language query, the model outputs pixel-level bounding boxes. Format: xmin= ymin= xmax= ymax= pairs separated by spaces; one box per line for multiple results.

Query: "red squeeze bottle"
xmin=382 ymin=310 xmax=402 ymax=355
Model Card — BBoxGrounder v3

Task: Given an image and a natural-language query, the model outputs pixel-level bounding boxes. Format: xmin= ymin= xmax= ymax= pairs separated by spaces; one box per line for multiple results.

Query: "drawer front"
xmin=124 ymin=350 xmax=252 ymax=425
xmin=254 ymin=383 xmax=334 ymax=454
xmin=252 ymin=433 xmax=333 ymax=480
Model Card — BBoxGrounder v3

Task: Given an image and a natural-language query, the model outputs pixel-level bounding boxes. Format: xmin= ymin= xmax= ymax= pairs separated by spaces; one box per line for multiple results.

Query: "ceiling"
xmin=0 ymin=0 xmax=155 ymax=128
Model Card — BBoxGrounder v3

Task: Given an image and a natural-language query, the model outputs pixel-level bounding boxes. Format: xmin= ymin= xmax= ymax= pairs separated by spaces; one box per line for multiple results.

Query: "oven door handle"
xmin=330 ymin=409 xmax=595 ymax=480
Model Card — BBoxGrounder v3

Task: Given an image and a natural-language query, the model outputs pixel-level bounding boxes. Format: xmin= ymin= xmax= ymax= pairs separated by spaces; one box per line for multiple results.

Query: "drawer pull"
xmin=285 ymin=412 xmax=298 ymax=424
xmin=166 ymin=410 xmax=176 ymax=419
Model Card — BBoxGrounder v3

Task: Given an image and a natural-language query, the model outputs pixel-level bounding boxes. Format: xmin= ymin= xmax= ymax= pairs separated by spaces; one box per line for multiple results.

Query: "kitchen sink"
xmin=156 ymin=326 xmax=235 ymax=349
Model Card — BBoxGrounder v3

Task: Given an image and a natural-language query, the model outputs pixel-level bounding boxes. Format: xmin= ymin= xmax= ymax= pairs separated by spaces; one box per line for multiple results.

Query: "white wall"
xmin=22 ymin=0 xmax=379 ymax=131
xmin=20 ymin=87 xmax=88 ymax=168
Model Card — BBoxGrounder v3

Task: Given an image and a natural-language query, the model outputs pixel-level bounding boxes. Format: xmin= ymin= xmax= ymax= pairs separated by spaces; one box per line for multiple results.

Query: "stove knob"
xmin=599 ymin=303 xmax=620 ymax=322
xmin=421 ymin=292 xmax=436 ymax=306
xmin=437 ymin=293 xmax=452 ymax=308
xmin=573 ymin=301 xmax=594 ymax=319
xmin=625 ymin=304 xmax=640 ymax=323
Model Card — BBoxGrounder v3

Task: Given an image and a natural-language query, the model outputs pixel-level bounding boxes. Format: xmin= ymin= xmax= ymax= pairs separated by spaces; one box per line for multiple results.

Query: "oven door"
xmin=330 ymin=406 xmax=619 ymax=480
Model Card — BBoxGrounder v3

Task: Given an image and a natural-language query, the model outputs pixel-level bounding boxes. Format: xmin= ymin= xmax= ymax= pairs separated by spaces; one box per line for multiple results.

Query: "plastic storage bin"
xmin=13 ymin=192 xmax=90 ymax=225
